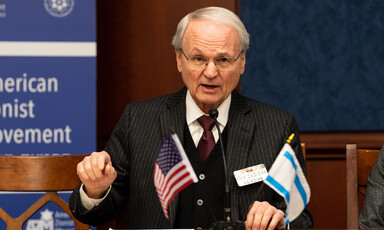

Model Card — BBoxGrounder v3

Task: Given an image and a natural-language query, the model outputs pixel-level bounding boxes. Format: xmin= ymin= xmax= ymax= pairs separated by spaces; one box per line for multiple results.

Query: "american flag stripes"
xmin=154 ymin=133 xmax=198 ymax=219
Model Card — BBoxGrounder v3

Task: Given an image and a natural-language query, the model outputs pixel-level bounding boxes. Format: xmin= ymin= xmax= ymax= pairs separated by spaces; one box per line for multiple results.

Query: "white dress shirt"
xmin=186 ymin=90 xmax=230 ymax=147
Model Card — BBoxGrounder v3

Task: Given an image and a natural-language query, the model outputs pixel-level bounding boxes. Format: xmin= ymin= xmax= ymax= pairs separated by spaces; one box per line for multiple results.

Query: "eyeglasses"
xmin=179 ymin=48 xmax=244 ymax=71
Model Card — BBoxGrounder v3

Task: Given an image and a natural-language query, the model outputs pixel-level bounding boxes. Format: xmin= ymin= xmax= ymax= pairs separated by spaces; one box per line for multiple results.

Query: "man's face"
xmin=176 ymin=19 xmax=246 ymax=113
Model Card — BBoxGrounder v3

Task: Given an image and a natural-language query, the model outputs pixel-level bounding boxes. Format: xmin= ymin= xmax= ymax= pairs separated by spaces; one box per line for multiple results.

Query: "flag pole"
xmin=286 ymin=133 xmax=295 ymax=144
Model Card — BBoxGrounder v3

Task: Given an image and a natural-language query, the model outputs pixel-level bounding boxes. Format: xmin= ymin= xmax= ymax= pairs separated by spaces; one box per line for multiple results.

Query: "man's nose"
xmin=203 ymin=61 xmax=218 ymax=78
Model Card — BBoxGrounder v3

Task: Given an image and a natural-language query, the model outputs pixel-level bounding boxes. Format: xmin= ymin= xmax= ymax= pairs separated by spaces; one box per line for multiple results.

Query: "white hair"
xmin=172 ymin=6 xmax=250 ymax=52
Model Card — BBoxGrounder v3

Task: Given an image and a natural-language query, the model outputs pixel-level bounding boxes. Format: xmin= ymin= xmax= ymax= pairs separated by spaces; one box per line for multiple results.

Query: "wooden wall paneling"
xmin=306 ymin=155 xmax=347 ymax=229
xmin=301 ymin=132 xmax=384 ymax=150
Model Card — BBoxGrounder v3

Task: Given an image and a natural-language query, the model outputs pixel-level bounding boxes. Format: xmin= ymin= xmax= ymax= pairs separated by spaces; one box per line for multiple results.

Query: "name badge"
xmin=233 ymin=164 xmax=268 ymax=187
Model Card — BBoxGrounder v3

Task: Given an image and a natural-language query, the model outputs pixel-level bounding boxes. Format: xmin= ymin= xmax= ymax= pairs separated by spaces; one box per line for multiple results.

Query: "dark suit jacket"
xmin=70 ymin=87 xmax=313 ymax=228
xmin=359 ymin=144 xmax=384 ymax=229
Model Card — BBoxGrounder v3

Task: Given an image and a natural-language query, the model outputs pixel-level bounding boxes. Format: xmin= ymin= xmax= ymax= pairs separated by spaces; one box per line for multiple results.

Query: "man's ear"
xmin=175 ymin=50 xmax=182 ymax=72
xmin=240 ymin=51 xmax=246 ymax=74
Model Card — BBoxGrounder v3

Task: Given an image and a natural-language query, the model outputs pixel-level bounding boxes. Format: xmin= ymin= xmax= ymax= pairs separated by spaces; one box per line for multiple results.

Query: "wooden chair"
xmin=0 ymin=155 xmax=89 ymax=230
xmin=346 ymin=144 xmax=380 ymax=229
xmin=301 ymin=142 xmax=306 ymax=160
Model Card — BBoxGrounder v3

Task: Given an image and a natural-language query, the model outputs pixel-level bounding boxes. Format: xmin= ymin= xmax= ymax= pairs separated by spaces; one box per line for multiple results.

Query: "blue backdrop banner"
xmin=0 ymin=0 xmax=96 ymax=229
xmin=240 ymin=0 xmax=384 ymax=131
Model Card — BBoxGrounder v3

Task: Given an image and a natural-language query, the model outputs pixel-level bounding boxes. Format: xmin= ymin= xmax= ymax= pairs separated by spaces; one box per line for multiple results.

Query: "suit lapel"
xmin=226 ymin=91 xmax=255 ymax=184
xmin=226 ymin=91 xmax=255 ymax=220
xmin=159 ymin=87 xmax=187 ymax=226
xmin=159 ymin=88 xmax=187 ymax=143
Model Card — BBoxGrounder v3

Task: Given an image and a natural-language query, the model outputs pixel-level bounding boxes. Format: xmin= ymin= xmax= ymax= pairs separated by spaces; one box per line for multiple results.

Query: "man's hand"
xmin=245 ymin=201 xmax=285 ymax=230
xmin=77 ymin=151 xmax=117 ymax=199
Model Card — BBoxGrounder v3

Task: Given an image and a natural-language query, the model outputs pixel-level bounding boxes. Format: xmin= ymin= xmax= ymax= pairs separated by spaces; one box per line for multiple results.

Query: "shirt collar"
xmin=186 ymin=90 xmax=231 ymax=127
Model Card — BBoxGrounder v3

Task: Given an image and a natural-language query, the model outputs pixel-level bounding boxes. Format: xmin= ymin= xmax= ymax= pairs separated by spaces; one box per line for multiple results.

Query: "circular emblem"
xmin=44 ymin=0 xmax=75 ymax=18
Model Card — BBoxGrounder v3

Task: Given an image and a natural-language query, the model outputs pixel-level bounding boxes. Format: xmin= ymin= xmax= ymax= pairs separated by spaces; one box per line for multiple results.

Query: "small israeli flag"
xmin=264 ymin=143 xmax=310 ymax=225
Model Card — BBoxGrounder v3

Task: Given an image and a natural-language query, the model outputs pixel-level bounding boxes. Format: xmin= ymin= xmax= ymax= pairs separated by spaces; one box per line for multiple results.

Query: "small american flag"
xmin=154 ymin=133 xmax=198 ymax=219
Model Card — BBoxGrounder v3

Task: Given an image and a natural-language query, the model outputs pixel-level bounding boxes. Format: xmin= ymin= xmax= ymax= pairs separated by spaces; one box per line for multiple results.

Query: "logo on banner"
xmin=44 ymin=0 xmax=75 ymax=18
xmin=25 ymin=208 xmax=75 ymax=230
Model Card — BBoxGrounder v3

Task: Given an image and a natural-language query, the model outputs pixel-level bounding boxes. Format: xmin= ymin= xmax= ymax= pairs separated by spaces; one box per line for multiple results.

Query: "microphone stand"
xmin=209 ymin=108 xmax=244 ymax=230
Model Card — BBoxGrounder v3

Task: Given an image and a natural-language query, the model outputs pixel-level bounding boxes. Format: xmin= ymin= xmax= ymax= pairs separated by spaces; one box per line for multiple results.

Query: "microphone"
xmin=209 ymin=108 xmax=244 ymax=230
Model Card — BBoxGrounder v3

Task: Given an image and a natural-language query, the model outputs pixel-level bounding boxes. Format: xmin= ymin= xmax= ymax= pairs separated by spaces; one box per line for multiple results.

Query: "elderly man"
xmin=70 ymin=6 xmax=313 ymax=229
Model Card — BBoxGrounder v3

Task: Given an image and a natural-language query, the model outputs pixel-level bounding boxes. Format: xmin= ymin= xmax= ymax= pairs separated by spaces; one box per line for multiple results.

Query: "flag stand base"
xmin=211 ymin=220 xmax=245 ymax=230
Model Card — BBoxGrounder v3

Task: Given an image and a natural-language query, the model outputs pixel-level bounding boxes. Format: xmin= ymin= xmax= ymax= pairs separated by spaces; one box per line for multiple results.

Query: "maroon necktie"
xmin=197 ymin=115 xmax=215 ymax=162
